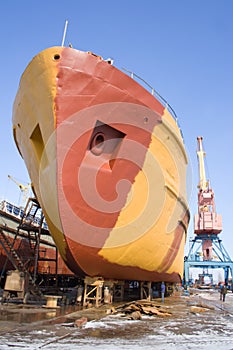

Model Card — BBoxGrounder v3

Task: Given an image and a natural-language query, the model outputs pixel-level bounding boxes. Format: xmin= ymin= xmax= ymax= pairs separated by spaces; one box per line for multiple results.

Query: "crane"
xmin=194 ymin=137 xmax=222 ymax=260
xmin=194 ymin=137 xmax=222 ymax=239
xmin=8 ymin=175 xmax=31 ymax=207
xmin=184 ymin=137 xmax=233 ymax=286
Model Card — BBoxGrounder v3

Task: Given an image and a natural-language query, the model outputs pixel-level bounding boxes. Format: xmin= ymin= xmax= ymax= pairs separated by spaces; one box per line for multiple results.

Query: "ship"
xmin=12 ymin=46 xmax=190 ymax=283
xmin=0 ymin=199 xmax=72 ymax=277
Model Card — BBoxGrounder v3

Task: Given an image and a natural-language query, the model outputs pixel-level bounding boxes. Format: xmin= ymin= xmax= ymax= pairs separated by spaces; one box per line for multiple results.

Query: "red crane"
xmin=194 ymin=137 xmax=222 ymax=260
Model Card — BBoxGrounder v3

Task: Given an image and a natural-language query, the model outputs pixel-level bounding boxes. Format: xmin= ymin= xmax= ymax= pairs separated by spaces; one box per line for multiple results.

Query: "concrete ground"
xmin=0 ymin=288 xmax=233 ymax=335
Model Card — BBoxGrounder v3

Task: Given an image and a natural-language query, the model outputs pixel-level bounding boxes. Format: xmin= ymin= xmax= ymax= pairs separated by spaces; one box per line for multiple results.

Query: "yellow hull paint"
xmin=99 ymin=114 xmax=188 ymax=276
xmin=13 ymin=47 xmax=68 ymax=262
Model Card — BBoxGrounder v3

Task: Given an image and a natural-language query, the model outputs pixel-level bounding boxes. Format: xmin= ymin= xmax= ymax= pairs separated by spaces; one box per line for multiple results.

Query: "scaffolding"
xmin=0 ymin=197 xmax=58 ymax=298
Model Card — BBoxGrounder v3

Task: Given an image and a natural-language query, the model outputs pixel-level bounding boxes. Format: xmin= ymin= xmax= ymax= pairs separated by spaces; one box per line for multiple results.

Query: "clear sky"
xmin=0 ymin=0 xmax=233 ymax=261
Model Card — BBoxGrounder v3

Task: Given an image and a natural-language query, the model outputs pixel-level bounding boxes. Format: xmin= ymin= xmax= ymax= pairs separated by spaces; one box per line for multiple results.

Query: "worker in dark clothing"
xmin=219 ymin=283 xmax=223 ymax=300
xmin=220 ymin=284 xmax=228 ymax=302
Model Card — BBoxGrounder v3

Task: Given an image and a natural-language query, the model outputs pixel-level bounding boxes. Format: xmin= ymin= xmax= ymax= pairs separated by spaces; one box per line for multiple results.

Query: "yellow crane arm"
xmin=8 ymin=175 xmax=30 ymax=191
xmin=197 ymin=137 xmax=209 ymax=191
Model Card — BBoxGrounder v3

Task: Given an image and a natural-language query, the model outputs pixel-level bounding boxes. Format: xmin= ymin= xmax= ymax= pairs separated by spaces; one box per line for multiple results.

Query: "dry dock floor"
xmin=0 ymin=289 xmax=233 ymax=349
xmin=0 ymin=289 xmax=233 ymax=332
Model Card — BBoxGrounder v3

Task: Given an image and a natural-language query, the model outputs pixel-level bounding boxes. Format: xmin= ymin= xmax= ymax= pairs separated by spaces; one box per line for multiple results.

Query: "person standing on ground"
xmin=219 ymin=283 xmax=223 ymax=301
xmin=221 ymin=284 xmax=228 ymax=302
xmin=161 ymin=282 xmax=166 ymax=303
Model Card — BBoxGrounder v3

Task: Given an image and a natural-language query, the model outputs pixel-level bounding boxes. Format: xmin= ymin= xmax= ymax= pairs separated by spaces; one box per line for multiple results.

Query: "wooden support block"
xmin=44 ymin=295 xmax=62 ymax=308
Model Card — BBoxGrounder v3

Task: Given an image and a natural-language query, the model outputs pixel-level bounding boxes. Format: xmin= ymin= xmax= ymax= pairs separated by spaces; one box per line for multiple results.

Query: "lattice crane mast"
xmin=194 ymin=137 xmax=222 ymax=260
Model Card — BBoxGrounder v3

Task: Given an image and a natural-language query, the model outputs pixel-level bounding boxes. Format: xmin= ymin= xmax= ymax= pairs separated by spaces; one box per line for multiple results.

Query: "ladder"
xmin=0 ymin=228 xmax=25 ymax=271
xmin=0 ymin=198 xmax=48 ymax=284
xmin=17 ymin=197 xmax=47 ymax=282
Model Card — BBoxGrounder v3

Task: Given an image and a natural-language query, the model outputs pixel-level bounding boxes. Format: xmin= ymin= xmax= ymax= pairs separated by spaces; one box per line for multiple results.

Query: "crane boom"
xmin=8 ymin=175 xmax=30 ymax=191
xmin=197 ymin=136 xmax=208 ymax=191
xmin=7 ymin=175 xmax=31 ymax=206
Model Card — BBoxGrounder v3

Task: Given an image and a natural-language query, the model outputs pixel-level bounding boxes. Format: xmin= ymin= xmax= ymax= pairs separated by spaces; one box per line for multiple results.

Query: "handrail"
xmin=122 ymin=67 xmax=179 ymax=124
xmin=0 ymin=200 xmax=48 ymax=230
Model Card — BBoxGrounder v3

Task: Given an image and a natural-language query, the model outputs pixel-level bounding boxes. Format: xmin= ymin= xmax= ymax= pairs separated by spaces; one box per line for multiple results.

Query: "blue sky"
xmin=0 ymin=0 xmax=233 ymax=261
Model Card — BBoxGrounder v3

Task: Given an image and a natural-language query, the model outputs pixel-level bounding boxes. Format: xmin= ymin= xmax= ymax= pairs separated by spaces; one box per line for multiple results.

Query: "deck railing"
xmin=0 ymin=200 xmax=48 ymax=230
xmin=122 ymin=67 xmax=181 ymax=127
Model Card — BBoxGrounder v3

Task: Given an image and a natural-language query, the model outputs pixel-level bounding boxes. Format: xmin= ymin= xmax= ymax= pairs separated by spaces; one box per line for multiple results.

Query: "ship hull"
xmin=13 ymin=47 xmax=189 ymax=282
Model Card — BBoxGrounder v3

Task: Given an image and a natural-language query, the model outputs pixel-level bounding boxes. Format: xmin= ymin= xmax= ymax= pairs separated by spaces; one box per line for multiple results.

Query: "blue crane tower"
xmin=184 ymin=137 xmax=233 ymax=287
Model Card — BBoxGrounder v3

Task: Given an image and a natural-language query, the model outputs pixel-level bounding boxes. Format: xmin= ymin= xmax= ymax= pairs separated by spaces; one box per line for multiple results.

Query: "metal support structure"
xmin=184 ymin=234 xmax=233 ymax=285
xmin=16 ymin=198 xmax=57 ymax=284
xmin=0 ymin=197 xmax=58 ymax=298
